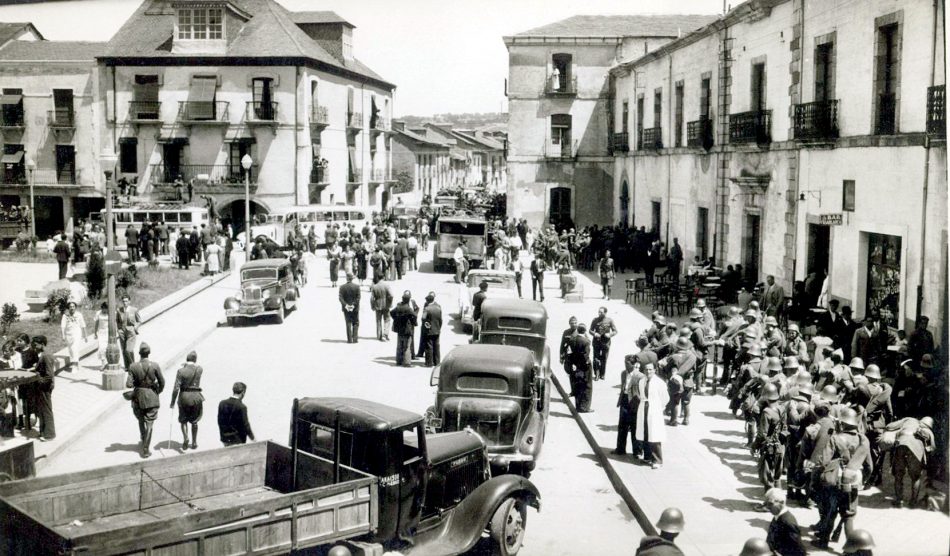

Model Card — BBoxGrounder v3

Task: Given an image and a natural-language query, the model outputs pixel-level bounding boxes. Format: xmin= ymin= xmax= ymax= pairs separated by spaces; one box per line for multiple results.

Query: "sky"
xmin=0 ymin=0 xmax=730 ymax=116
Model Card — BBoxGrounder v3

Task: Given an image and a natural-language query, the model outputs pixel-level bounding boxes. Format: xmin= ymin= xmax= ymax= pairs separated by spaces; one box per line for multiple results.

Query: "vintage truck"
xmin=0 ymin=397 xmax=539 ymax=556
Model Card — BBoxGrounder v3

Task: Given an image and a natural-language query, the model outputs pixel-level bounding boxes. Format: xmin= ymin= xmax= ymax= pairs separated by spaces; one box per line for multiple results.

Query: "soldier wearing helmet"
xmin=842 ymin=529 xmax=875 ymax=556
xmin=784 ymin=380 xmax=817 ymax=505
xmin=716 ymin=306 xmax=745 ymax=391
xmin=738 ymin=538 xmax=772 ymax=556
xmin=852 ymin=363 xmax=893 ymax=488
xmin=885 ymin=415 xmax=935 ymax=508
xmin=754 ymin=383 xmax=787 ymax=491
xmin=635 ymin=507 xmax=685 ymax=555
xmin=666 ymin=336 xmax=697 ymax=426
xmin=589 ymin=306 xmax=618 ymax=381
xmin=782 ymin=323 xmax=810 ymax=365
xmin=763 ymin=316 xmax=786 ymax=357
xmin=694 ymin=298 xmax=717 ymax=337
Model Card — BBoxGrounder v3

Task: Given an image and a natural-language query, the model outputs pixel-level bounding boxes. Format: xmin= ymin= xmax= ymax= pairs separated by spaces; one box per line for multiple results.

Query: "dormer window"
xmin=178 ymin=6 xmax=224 ymax=40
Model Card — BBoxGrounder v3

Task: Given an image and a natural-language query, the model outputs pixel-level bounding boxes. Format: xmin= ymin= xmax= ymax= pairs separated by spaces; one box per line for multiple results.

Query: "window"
xmin=674 ymin=83 xmax=684 ymax=147
xmin=622 ymin=101 xmax=629 ymax=134
xmin=1 ymin=88 xmax=24 ymax=127
xmin=815 ymin=42 xmax=834 ymax=102
xmin=653 ymin=88 xmax=662 ymax=128
xmin=751 ymin=63 xmax=766 ymax=111
xmin=178 ymin=7 xmax=223 ymax=40
xmin=229 ymin=141 xmax=254 ymax=181
xmin=842 ymin=180 xmax=855 ymax=212
xmin=53 ymin=89 xmax=73 ymax=123
xmin=252 ymin=78 xmax=274 ymax=120
xmin=700 ymin=77 xmax=711 ymax=120
xmin=55 ymin=145 xmax=76 ymax=183
xmin=874 ymin=20 xmax=901 ymax=134
xmin=636 ymin=95 xmax=644 ymax=148
xmin=696 ymin=207 xmax=709 ymax=260
xmin=651 ymin=201 xmax=661 ymax=235
xmin=2 ymin=143 xmax=25 ymax=184
xmin=550 ymin=114 xmax=572 ymax=157
xmin=551 ymin=53 xmax=572 ymax=92
xmin=119 ymin=138 xmax=138 ymax=174
xmin=186 ymin=76 xmax=217 ymax=120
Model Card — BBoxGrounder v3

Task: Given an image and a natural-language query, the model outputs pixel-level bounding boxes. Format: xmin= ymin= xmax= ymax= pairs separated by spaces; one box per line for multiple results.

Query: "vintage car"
xmin=224 ymin=258 xmax=299 ymax=326
xmin=458 ymin=269 xmax=518 ymax=331
xmin=476 ymin=299 xmax=551 ymax=374
xmin=427 ymin=344 xmax=549 ymax=476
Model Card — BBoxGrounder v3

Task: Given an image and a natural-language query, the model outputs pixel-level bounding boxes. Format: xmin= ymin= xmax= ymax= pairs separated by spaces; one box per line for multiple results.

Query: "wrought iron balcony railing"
xmin=246 ymin=101 xmax=278 ymax=122
xmin=544 ymin=74 xmax=577 ymax=96
xmin=927 ymin=85 xmax=945 ymax=138
xmin=177 ymin=101 xmax=230 ymax=123
xmin=686 ymin=118 xmax=714 ymax=149
xmin=610 ymin=132 xmax=629 ymax=153
xmin=148 ymin=164 xmax=257 ymax=186
xmin=640 ymin=127 xmax=663 ymax=150
xmin=875 ymin=93 xmax=896 ymax=135
xmin=128 ymin=101 xmax=161 ymax=121
xmin=793 ymin=100 xmax=839 ymax=141
xmin=729 ymin=110 xmax=771 ymax=144
xmin=311 ymin=104 xmax=329 ymax=126
xmin=309 ymin=165 xmax=329 ymax=184
xmin=48 ymin=109 xmax=75 ymax=129
xmin=346 ymin=112 xmax=363 ymax=129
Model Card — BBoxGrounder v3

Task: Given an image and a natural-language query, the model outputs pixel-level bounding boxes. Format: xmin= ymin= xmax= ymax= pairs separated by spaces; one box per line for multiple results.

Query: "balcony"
xmin=311 ymin=104 xmax=329 ymax=127
xmin=610 ymin=132 xmax=629 ymax=154
xmin=177 ymin=101 xmax=230 ymax=125
xmin=48 ymin=109 xmax=75 ymax=130
xmin=309 ymin=165 xmax=329 ymax=185
xmin=544 ymin=75 xmax=577 ymax=97
xmin=346 ymin=112 xmax=363 ymax=130
xmin=543 ymin=140 xmax=576 ymax=160
xmin=246 ymin=101 xmax=278 ymax=124
xmin=347 ymin=169 xmax=362 ymax=184
xmin=640 ymin=127 xmax=663 ymax=150
xmin=729 ymin=110 xmax=771 ymax=144
xmin=148 ymin=164 xmax=257 ymax=192
xmin=793 ymin=100 xmax=839 ymax=142
xmin=128 ymin=101 xmax=161 ymax=122
xmin=927 ymin=85 xmax=945 ymax=138
xmin=875 ymin=93 xmax=896 ymax=135
xmin=370 ymin=167 xmax=390 ymax=182
xmin=686 ymin=118 xmax=714 ymax=149
xmin=373 ymin=117 xmax=391 ymax=132
xmin=0 ymin=110 xmax=24 ymax=131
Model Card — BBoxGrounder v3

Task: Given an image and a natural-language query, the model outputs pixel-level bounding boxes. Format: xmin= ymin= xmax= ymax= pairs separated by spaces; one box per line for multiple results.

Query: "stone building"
xmin=610 ymin=0 xmax=946 ymax=334
xmin=504 ymin=14 xmax=718 ymax=230
xmin=391 ymin=120 xmax=451 ymax=203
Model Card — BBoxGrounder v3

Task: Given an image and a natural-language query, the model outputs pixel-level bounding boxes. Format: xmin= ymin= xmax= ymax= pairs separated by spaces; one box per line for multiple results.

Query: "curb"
xmin=550 ymin=371 xmax=658 ymax=537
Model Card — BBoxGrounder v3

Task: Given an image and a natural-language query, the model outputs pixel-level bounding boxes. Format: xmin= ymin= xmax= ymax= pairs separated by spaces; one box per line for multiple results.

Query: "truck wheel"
xmin=275 ymin=302 xmax=285 ymax=324
xmin=227 ymin=316 xmax=236 ymax=327
xmin=489 ymin=497 xmax=527 ymax=556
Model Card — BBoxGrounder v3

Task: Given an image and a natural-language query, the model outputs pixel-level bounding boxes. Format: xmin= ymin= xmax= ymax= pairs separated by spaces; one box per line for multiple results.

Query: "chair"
xmin=624 ymin=278 xmax=637 ymax=304
xmin=634 ymin=278 xmax=648 ymax=303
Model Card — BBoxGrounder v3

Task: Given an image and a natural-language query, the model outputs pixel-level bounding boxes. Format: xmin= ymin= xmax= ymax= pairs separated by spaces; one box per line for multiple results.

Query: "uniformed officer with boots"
xmin=785 ymin=381 xmax=816 ymax=504
xmin=126 ymin=343 xmax=165 ymax=458
xmin=755 ymin=383 xmax=787 ymax=494
xmin=667 ymin=336 xmax=697 ymax=426
xmin=560 ymin=316 xmax=578 ymax=395
xmin=569 ymin=323 xmax=593 ymax=413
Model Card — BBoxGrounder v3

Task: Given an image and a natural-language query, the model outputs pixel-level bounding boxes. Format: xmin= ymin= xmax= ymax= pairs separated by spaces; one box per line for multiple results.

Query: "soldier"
xmin=733 ymin=344 xmax=766 ymax=447
xmin=886 ymin=416 xmax=935 ymax=508
xmin=569 ymin=323 xmax=593 ymax=413
xmin=784 ymin=382 xmax=815 ymax=505
xmin=636 ymin=507 xmax=685 ymax=555
xmin=666 ymin=336 xmax=697 ymax=426
xmin=169 ymin=351 xmax=204 ymax=451
xmin=852 ymin=363 xmax=892 ymax=487
xmin=638 ymin=312 xmax=664 ymax=346
xmin=560 ymin=316 xmax=578 ymax=395
xmin=783 ymin=323 xmax=810 ymax=365
xmin=842 ymin=529 xmax=876 ymax=556
xmin=126 ymin=343 xmax=165 ymax=458
xmin=754 ymin=383 xmax=786 ymax=494
xmin=738 ymin=538 xmax=773 ymax=556
xmin=589 ymin=306 xmax=618 ymax=381
xmin=695 ymin=298 xmax=716 ymax=337
xmin=763 ymin=316 xmax=786 ymax=357
xmin=717 ymin=306 xmax=745 ymax=389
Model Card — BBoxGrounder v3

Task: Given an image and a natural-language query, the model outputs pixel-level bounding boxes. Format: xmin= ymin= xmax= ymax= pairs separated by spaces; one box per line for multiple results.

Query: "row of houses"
xmin=505 ymin=0 xmax=947 ymax=337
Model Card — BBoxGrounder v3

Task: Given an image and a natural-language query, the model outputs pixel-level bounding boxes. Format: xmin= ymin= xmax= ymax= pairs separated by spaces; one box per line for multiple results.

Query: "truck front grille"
xmin=444 ymin=455 xmax=485 ymax=506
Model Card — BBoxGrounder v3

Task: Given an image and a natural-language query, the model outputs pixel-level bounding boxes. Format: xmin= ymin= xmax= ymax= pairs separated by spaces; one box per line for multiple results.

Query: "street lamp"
xmin=24 ymin=154 xmax=35 ymax=239
xmin=98 ymin=150 xmax=124 ymax=390
xmin=241 ymin=153 xmax=253 ymax=261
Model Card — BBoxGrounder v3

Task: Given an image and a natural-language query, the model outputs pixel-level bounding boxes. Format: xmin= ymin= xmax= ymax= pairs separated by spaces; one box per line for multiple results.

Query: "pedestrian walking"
xmin=613 ymin=354 xmax=643 ymax=456
xmin=636 ymin=361 xmax=669 ymax=469
xmin=30 ymin=336 xmax=56 ymax=442
xmin=169 ymin=351 xmax=204 ymax=451
xmin=205 ymin=241 xmax=221 ymax=275
xmin=764 ymin=488 xmax=805 ymax=556
xmin=176 ymin=230 xmax=190 ymax=269
xmin=117 ymin=295 xmax=141 ymax=370
xmin=636 ymin=507 xmax=685 ymax=555
xmin=530 ymin=255 xmax=546 ymax=301
xmin=453 ymin=239 xmax=467 ymax=283
xmin=92 ymin=301 xmax=110 ymax=369
xmin=390 ymin=291 xmax=417 ymax=367
xmin=407 ymin=232 xmax=418 ymax=271
xmin=328 ymin=242 xmax=342 ymax=287
xmin=511 ymin=252 xmax=525 ymax=298
xmin=589 ymin=306 xmax=617 ymax=381
xmin=370 ymin=276 xmax=393 ymax=341
xmin=53 ymin=233 xmax=70 ymax=280
xmin=218 ymin=382 xmax=254 ymax=446
xmin=339 ymin=273 xmax=361 ymax=344
xmin=559 ymin=316 xmax=578 ymax=394
xmin=598 ymin=250 xmax=615 ymax=299
xmin=125 ymin=224 xmax=139 ymax=262
xmin=421 ymin=292 xmax=442 ymax=366
xmin=569 ymin=323 xmax=593 ymax=413
xmin=60 ymin=301 xmax=86 ymax=372
xmin=126 ymin=342 xmax=164 ymax=458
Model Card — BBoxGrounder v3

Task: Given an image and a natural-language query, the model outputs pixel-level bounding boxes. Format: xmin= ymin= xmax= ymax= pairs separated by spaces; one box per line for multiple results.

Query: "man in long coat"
xmin=390 ymin=291 xmax=418 ymax=367
xmin=568 ymin=323 xmax=593 ymax=412
xmin=636 ymin=360 xmax=669 ymax=469
xmin=339 ymin=273 xmax=361 ymax=343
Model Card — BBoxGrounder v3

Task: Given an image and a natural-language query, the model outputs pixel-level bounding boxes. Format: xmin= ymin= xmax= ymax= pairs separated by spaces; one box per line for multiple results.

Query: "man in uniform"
xmin=126 ymin=343 xmax=165 ymax=458
xmin=339 ymin=273 xmax=361 ymax=344
xmin=169 ymin=351 xmax=204 ymax=451
xmin=589 ymin=306 xmax=618 ymax=381
xmin=471 ymin=281 xmax=488 ymax=332
xmin=785 ymin=382 xmax=815 ymax=505
xmin=636 ymin=507 xmax=686 ymax=555
xmin=854 ymin=364 xmax=892 ymax=487
xmin=370 ymin=276 xmax=394 ymax=341
xmin=218 ymin=382 xmax=254 ymax=446
xmin=560 ymin=316 xmax=578 ymax=395
xmin=421 ymin=292 xmax=442 ymax=367
xmin=568 ymin=323 xmax=593 ymax=412
xmin=782 ymin=324 xmax=809 ymax=365
xmin=666 ymin=336 xmax=697 ymax=426
xmin=390 ymin=291 xmax=417 ymax=367
xmin=755 ymin=383 xmax=786 ymax=494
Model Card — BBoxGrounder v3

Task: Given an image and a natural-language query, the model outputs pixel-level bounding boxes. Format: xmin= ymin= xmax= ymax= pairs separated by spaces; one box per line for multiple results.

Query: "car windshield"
xmin=468 ymin=274 xmax=514 ymax=289
xmin=242 ymin=269 xmax=277 ymax=281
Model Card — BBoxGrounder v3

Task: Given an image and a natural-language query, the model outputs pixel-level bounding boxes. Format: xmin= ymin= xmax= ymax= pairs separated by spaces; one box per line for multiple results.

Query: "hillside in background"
xmin=400 ymin=112 xmax=507 ymax=129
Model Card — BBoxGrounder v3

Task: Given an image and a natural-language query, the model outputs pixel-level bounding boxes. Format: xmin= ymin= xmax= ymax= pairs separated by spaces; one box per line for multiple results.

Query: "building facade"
xmin=504 ymin=14 xmax=718 ymax=230
xmin=391 ymin=120 xmax=451 ymax=202
xmin=610 ymin=0 xmax=947 ymax=334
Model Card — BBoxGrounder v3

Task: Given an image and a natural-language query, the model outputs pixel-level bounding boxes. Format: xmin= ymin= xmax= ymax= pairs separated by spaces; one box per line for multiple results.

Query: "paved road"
xmin=42 ymin=247 xmax=642 ymax=555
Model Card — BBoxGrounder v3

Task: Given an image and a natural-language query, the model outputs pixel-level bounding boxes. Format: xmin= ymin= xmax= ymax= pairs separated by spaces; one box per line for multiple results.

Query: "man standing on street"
xmin=218 ymin=382 xmax=254 ymax=446
xmin=471 ymin=280 xmax=488 ymax=332
xmin=53 ymin=233 xmax=70 ymax=280
xmin=668 ymin=238 xmax=684 ymax=279
xmin=125 ymin=223 xmax=139 ymax=262
xmin=421 ymin=292 xmax=442 ymax=366
xmin=613 ymin=354 xmax=644 ymax=457
xmin=453 ymin=239 xmax=467 ymax=283
xmin=560 ymin=316 xmax=578 ymax=395
xmin=118 ymin=294 xmax=141 ymax=370
xmin=176 ymin=231 xmax=191 ymax=270
xmin=126 ymin=342 xmax=164 ymax=458
xmin=169 ymin=351 xmax=204 ymax=451
xmin=569 ymin=322 xmax=593 ymax=412
xmin=394 ymin=231 xmax=409 ymax=279
xmin=636 ymin=361 xmax=669 ymax=469
xmin=370 ymin=275 xmax=393 ymax=341
xmin=530 ymin=254 xmax=546 ymax=301
xmin=390 ymin=291 xmax=417 ymax=367
xmin=30 ymin=335 xmax=56 ymax=442
xmin=590 ymin=306 xmax=618 ymax=381
xmin=762 ymin=275 xmax=786 ymax=318
xmin=339 ymin=273 xmax=361 ymax=344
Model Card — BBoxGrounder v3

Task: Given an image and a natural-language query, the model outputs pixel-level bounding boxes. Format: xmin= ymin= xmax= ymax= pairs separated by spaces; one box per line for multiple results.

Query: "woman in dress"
xmin=328 ymin=242 xmax=342 ymax=287
xmin=354 ymin=239 xmax=368 ymax=286
xmin=205 ymin=241 xmax=221 ymax=276
xmin=341 ymin=243 xmax=356 ymax=277
xmin=60 ymin=301 xmax=87 ymax=371
xmin=93 ymin=301 xmax=110 ymax=369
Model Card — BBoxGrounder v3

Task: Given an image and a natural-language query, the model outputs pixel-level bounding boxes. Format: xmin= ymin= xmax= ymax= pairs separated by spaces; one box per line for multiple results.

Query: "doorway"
xmin=807 ymin=224 xmax=830 ymax=276
xmin=866 ymin=232 xmax=902 ymax=327
xmin=162 ymin=143 xmax=184 ymax=183
xmin=743 ymin=213 xmax=761 ymax=284
xmin=549 ymin=186 xmax=571 ymax=230
xmin=650 ymin=201 xmax=661 ymax=235
xmin=619 ymin=181 xmax=630 ymax=227
xmin=34 ymin=195 xmax=64 ymax=239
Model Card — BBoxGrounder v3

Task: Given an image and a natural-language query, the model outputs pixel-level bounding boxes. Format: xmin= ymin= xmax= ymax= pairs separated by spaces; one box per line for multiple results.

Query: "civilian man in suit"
xmin=338 ymin=273 xmax=361 ymax=343
xmin=390 ymin=291 xmax=418 ymax=367
xmin=53 ymin=233 xmax=71 ymax=280
xmin=837 ymin=306 xmax=858 ymax=360
xmin=125 ymin=224 xmax=139 ymax=262
xmin=764 ymin=488 xmax=805 ymax=556
xmin=30 ymin=335 xmax=56 ymax=442
xmin=421 ymin=292 xmax=442 ymax=367
xmin=118 ymin=294 xmax=142 ymax=370
xmin=559 ymin=316 xmax=578 ymax=395
xmin=569 ymin=323 xmax=593 ymax=413
xmin=762 ymin=275 xmax=785 ymax=318
xmin=370 ymin=275 xmax=394 ymax=341
xmin=126 ymin=342 xmax=165 ymax=458
xmin=176 ymin=232 xmax=191 ymax=270
xmin=530 ymin=255 xmax=546 ymax=301
xmin=218 ymin=382 xmax=254 ymax=446
xmin=851 ymin=318 xmax=876 ymax=364
xmin=395 ymin=231 xmax=409 ymax=279
xmin=613 ymin=354 xmax=644 ymax=456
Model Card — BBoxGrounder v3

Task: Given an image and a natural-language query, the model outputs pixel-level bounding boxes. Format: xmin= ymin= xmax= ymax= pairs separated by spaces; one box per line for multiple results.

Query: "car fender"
xmin=263 ymin=295 xmax=282 ymax=310
xmin=285 ymin=288 xmax=298 ymax=303
xmin=407 ymin=475 xmax=540 ymax=556
xmin=223 ymin=297 xmax=239 ymax=311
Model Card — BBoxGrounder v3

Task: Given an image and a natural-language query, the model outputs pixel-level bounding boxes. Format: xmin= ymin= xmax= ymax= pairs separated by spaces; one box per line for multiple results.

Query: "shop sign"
xmin=819 ymin=213 xmax=843 ymax=226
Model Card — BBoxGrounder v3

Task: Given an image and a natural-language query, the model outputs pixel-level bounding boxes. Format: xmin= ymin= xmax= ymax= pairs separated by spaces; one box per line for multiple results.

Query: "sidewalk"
xmin=22 ymin=266 xmax=240 ymax=468
xmin=540 ymin=268 xmax=949 ymax=556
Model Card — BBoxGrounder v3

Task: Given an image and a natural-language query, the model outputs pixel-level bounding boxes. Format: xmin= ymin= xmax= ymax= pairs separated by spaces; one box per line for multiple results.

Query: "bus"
xmin=434 ymin=215 xmax=487 ymax=272
xmin=243 ymin=205 xmax=370 ymax=247
xmin=95 ymin=205 xmax=209 ymax=250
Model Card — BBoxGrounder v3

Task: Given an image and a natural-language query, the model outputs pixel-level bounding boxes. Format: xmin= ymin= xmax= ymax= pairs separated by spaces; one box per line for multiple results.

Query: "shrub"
xmin=86 ymin=251 xmax=105 ymax=299
xmin=44 ymin=288 xmax=72 ymax=322
xmin=115 ymin=264 xmax=138 ymax=291
xmin=1 ymin=302 xmax=19 ymax=336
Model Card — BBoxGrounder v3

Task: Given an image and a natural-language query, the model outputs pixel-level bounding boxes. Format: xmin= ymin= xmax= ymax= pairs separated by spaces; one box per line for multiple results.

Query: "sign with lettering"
xmin=819 ymin=213 xmax=843 ymax=226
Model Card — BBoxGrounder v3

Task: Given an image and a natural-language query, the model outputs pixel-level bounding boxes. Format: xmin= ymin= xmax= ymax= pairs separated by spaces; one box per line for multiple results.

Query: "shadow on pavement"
xmin=596 ymin=423 xmax=619 ymax=432
xmin=702 ymin=496 xmax=760 ymax=513
xmin=709 ymin=429 xmax=748 ymax=438
xmin=549 ymin=411 xmax=573 ymax=419
xmin=104 ymin=442 xmax=141 ymax=454
xmin=702 ymin=410 xmax=739 ymax=421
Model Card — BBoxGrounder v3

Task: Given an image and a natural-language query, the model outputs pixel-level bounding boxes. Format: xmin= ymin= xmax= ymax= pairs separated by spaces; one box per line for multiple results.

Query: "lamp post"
xmin=241 ymin=154 xmax=253 ymax=261
xmin=98 ymin=151 xmax=124 ymax=390
xmin=24 ymin=154 xmax=35 ymax=239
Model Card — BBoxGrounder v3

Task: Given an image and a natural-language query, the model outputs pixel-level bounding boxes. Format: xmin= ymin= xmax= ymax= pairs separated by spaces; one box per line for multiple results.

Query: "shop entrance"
xmin=742 ymin=212 xmax=761 ymax=284
xmin=866 ymin=232 xmax=902 ymax=328
xmin=807 ymin=223 xmax=830 ymax=275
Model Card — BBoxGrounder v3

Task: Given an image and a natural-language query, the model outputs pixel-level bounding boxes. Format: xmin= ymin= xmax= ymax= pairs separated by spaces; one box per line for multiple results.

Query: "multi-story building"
xmin=504 ymin=14 xmax=718 ymax=230
xmin=0 ymin=24 xmax=106 ymax=238
xmin=391 ymin=120 xmax=451 ymax=202
xmin=0 ymin=1 xmax=396 ymax=237
xmin=610 ymin=0 xmax=946 ymax=334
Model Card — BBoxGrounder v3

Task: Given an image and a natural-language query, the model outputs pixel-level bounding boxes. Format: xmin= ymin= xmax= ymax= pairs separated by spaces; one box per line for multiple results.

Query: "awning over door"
xmin=0 ymin=95 xmax=22 ymax=105
xmin=1 ymin=151 xmax=24 ymax=163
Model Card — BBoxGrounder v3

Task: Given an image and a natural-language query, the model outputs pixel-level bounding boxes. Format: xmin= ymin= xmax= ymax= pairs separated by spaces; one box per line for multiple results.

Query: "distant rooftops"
xmin=507 ymin=14 xmax=718 ymax=40
xmin=290 ymin=10 xmax=354 ymax=27
xmin=0 ymin=40 xmax=106 ymax=62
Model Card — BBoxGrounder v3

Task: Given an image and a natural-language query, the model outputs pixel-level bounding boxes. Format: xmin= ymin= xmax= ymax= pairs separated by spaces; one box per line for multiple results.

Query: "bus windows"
xmin=164 ymin=212 xmax=179 ymax=223
xmin=299 ymin=211 xmax=316 ymax=223
xmin=180 ymin=213 xmax=193 ymax=223
xmin=314 ymin=211 xmax=331 ymax=222
xmin=133 ymin=212 xmax=147 ymax=223
xmin=349 ymin=211 xmax=365 ymax=221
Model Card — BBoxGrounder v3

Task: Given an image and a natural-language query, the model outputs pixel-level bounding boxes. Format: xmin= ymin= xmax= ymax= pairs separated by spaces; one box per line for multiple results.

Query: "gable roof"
xmin=290 ymin=10 xmax=354 ymax=27
xmin=101 ymin=0 xmax=393 ymax=90
xmin=393 ymin=126 xmax=450 ymax=149
xmin=0 ymin=22 xmax=43 ymax=47
xmin=511 ymin=14 xmax=718 ymax=38
xmin=455 ymin=130 xmax=504 ymax=150
xmin=0 ymin=40 xmax=106 ymax=62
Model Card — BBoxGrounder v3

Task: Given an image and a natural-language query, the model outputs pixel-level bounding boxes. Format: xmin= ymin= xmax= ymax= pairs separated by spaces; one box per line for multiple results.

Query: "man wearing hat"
xmin=694 ymin=298 xmax=717 ymax=337
xmin=785 ymin=381 xmax=815 ymax=504
xmin=639 ymin=312 xmax=664 ymax=346
xmin=390 ymin=291 xmax=418 ymax=367
xmin=29 ymin=335 xmax=56 ymax=442
xmin=169 ymin=351 xmax=204 ymax=451
xmin=339 ymin=273 xmax=361 ymax=344
xmin=666 ymin=336 xmax=697 ymax=426
xmin=763 ymin=316 xmax=786 ymax=357
xmin=126 ymin=342 xmax=165 ymax=458
xmin=717 ymin=306 xmax=745 ymax=389
xmin=568 ymin=323 xmax=593 ymax=412
xmin=842 ymin=529 xmax=875 ymax=556
xmin=740 ymin=308 xmax=763 ymax=344
xmin=755 ymin=382 xmax=786 ymax=492
xmin=421 ymin=292 xmax=442 ymax=367
xmin=589 ymin=306 xmax=618 ymax=381
xmin=635 ymin=507 xmax=685 ymax=555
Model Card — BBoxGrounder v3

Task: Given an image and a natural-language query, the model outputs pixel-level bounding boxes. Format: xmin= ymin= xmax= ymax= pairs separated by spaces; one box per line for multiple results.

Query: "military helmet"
xmin=689 ymin=308 xmax=703 ymax=319
xmin=767 ymin=357 xmax=783 ymax=373
xmin=745 ymin=343 xmax=763 ymax=357
xmin=842 ymin=529 xmax=876 ymax=552
xmin=838 ymin=407 xmax=859 ymax=429
xmin=327 ymin=546 xmax=353 ymax=556
xmin=695 ymin=298 xmax=708 ymax=309
xmin=679 ymin=326 xmax=693 ymax=337
xmin=675 ymin=336 xmax=692 ymax=351
xmin=728 ymin=306 xmax=741 ymax=316
xmin=794 ymin=382 xmax=814 ymax=401
xmin=849 ymin=357 xmax=865 ymax=370
xmin=782 ymin=356 xmax=800 ymax=370
xmin=744 ymin=309 xmax=758 ymax=319
xmin=864 ymin=364 xmax=882 ymax=380
xmin=655 ymin=315 xmax=667 ymax=326
xmin=762 ymin=383 xmax=781 ymax=401
xmin=739 ymin=538 xmax=772 ymax=556
xmin=764 ymin=316 xmax=779 ymax=327
xmin=820 ymin=384 xmax=838 ymax=402
xmin=655 ymin=507 xmax=685 ymax=533
xmin=786 ymin=323 xmax=800 ymax=334
xmin=921 ymin=416 xmax=935 ymax=430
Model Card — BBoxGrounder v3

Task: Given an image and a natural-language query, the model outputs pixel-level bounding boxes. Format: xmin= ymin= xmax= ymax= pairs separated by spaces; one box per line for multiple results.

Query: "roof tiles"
xmin=513 ymin=14 xmax=718 ymax=38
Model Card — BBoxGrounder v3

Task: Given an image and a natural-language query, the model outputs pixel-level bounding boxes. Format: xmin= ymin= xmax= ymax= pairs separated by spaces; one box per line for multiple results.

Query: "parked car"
xmin=476 ymin=298 xmax=551 ymax=376
xmin=427 ymin=344 xmax=549 ymax=477
xmin=224 ymin=258 xmax=299 ymax=326
xmin=458 ymin=269 xmax=518 ymax=331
